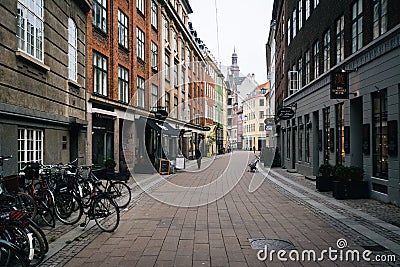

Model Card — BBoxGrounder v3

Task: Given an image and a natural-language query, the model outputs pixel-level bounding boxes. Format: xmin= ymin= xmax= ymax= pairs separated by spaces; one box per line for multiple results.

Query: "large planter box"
xmin=316 ymin=176 xmax=333 ymax=192
xmin=333 ymin=180 xmax=369 ymax=199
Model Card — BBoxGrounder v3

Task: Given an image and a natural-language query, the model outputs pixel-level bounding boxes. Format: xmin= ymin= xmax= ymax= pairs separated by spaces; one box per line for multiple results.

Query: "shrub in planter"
xmin=333 ymin=165 xmax=369 ymax=199
xmin=316 ymin=163 xmax=334 ymax=192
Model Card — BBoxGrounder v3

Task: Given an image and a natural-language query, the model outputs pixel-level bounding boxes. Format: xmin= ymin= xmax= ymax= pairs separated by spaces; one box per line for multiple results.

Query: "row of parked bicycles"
xmin=0 ymin=155 xmax=132 ymax=266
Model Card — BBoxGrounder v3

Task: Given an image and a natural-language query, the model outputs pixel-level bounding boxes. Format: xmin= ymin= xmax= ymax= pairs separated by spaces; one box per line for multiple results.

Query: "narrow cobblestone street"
xmin=41 ymin=151 xmax=400 ymax=266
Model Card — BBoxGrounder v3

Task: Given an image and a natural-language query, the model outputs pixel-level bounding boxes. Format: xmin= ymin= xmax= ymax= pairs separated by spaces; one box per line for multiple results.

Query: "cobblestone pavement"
xmin=42 ymin=151 xmax=399 ymax=266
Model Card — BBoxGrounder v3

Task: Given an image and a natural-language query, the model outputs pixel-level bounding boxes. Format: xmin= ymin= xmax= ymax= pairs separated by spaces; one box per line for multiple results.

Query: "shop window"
xmin=372 ymin=89 xmax=388 ymax=179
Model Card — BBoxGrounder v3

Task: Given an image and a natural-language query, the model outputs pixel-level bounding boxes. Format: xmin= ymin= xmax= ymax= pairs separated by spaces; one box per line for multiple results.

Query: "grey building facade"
xmin=272 ymin=0 xmax=400 ymax=205
xmin=0 ymin=0 xmax=91 ymax=175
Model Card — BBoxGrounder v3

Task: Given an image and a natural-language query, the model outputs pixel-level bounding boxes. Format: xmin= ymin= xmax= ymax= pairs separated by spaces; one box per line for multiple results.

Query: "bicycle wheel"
xmin=79 ymin=180 xmax=93 ymax=208
xmin=54 ymin=192 xmax=82 ymax=225
xmin=0 ymin=239 xmax=30 ymax=267
xmin=15 ymin=192 xmax=37 ymax=220
xmin=38 ymin=189 xmax=55 ymax=228
xmin=27 ymin=218 xmax=49 ymax=254
xmin=93 ymin=195 xmax=120 ymax=232
xmin=107 ymin=181 xmax=131 ymax=208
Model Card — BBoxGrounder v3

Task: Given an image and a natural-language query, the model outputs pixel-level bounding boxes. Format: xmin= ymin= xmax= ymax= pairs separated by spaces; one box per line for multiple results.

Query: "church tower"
xmin=230 ymin=48 xmax=240 ymax=78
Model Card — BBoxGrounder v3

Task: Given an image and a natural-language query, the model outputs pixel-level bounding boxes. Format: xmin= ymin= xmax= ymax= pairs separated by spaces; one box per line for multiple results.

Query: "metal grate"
xmin=249 ymin=238 xmax=296 ymax=250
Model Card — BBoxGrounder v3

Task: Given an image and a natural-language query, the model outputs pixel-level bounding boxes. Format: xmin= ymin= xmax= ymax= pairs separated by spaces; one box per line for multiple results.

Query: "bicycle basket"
xmin=22 ymin=162 xmax=40 ymax=180
xmin=1 ymin=175 xmax=20 ymax=193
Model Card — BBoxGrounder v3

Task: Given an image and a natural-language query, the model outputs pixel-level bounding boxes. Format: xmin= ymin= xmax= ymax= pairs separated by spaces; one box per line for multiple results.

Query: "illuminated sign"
xmin=331 ymin=71 xmax=348 ymax=99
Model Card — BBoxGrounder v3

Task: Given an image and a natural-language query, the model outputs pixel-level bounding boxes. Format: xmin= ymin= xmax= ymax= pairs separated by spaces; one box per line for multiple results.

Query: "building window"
xmin=181 ymin=68 xmax=185 ymax=87
xmin=336 ymin=15 xmax=344 ymax=64
xmin=163 ymin=17 xmax=169 ymax=42
xmin=151 ymin=84 xmax=158 ymax=108
xmin=259 ymin=123 xmax=265 ymax=132
xmin=187 ymin=49 xmax=191 ymax=67
xmin=298 ymin=0 xmax=303 ymax=30
xmin=68 ymin=18 xmax=77 ymax=81
xmin=373 ymin=0 xmax=387 ymax=39
xmin=287 ymin=19 xmax=291 ymax=46
xmin=352 ymin=0 xmax=363 ymax=53
xmin=92 ymin=0 xmax=107 ymax=33
xmin=282 ymin=14 xmax=285 ymax=40
xmin=298 ymin=57 xmax=303 ymax=88
xmin=151 ymin=41 xmax=158 ymax=71
xmin=137 ymin=76 xmax=145 ymax=108
xmin=93 ymin=51 xmax=107 ymax=96
xmin=259 ymin=99 xmax=264 ymax=106
xmin=137 ymin=27 xmax=145 ymax=61
xmin=298 ymin=117 xmax=303 ymax=161
xmin=287 ymin=122 xmax=291 ymax=159
xmin=173 ymin=30 xmax=178 ymax=52
xmin=174 ymin=97 xmax=178 ymax=118
xmin=118 ymin=10 xmax=128 ymax=49
xmin=372 ymin=89 xmax=388 ymax=179
xmin=305 ymin=50 xmax=310 ymax=84
xmin=165 ymin=93 xmax=170 ymax=113
xmin=305 ymin=0 xmax=310 ymax=20
xmin=151 ymin=1 xmax=158 ymax=29
xmin=18 ymin=128 xmax=43 ymax=170
xmin=305 ymin=114 xmax=310 ymax=163
xmin=259 ymin=111 xmax=264 ymax=119
xmin=323 ymin=107 xmax=330 ymax=163
xmin=174 ymin=63 xmax=178 ymax=87
xmin=313 ymin=41 xmax=319 ymax=79
xmin=323 ymin=30 xmax=330 ymax=73
xmin=293 ymin=9 xmax=297 ymax=38
xmin=17 ymin=0 xmax=44 ymax=61
xmin=165 ymin=54 xmax=170 ymax=80
xmin=118 ymin=66 xmax=128 ymax=103
xmin=137 ymin=0 xmax=144 ymax=15
xmin=336 ymin=103 xmax=345 ymax=165
xmin=314 ymin=0 xmax=319 ymax=9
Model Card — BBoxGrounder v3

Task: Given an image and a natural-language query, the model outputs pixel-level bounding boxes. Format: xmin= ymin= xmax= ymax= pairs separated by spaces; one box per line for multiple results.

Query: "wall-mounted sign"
xmin=277 ymin=107 xmax=295 ymax=120
xmin=331 ymin=71 xmax=348 ymax=99
xmin=264 ymin=118 xmax=275 ymax=127
xmin=155 ymin=110 xmax=168 ymax=120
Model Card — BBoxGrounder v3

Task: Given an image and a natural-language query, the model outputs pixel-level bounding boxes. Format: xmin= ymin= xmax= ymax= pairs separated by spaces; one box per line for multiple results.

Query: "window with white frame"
xmin=151 ymin=0 xmax=158 ymax=29
xmin=336 ymin=15 xmax=344 ymax=64
xmin=293 ymin=9 xmax=297 ymax=38
xmin=165 ymin=93 xmax=170 ymax=113
xmin=373 ymin=0 xmax=387 ymax=39
xmin=323 ymin=30 xmax=330 ymax=73
xmin=151 ymin=84 xmax=158 ymax=107
xmin=313 ymin=41 xmax=319 ymax=79
xmin=137 ymin=0 xmax=144 ymax=15
xmin=174 ymin=63 xmax=178 ymax=87
xmin=181 ymin=41 xmax=185 ymax=61
xmin=118 ymin=10 xmax=128 ymax=49
xmin=306 ymin=0 xmax=310 ymax=20
xmin=298 ymin=0 xmax=303 ymax=30
xmin=173 ymin=30 xmax=178 ymax=52
xmin=151 ymin=41 xmax=158 ymax=71
xmin=118 ymin=65 xmax=128 ymax=103
xmin=17 ymin=0 xmax=44 ymax=61
xmin=18 ymin=128 xmax=43 ymax=170
xmin=282 ymin=14 xmax=285 ymax=40
xmin=137 ymin=27 xmax=145 ymax=61
xmin=93 ymin=51 xmax=107 ymax=96
xmin=68 ymin=18 xmax=77 ymax=81
xmin=298 ymin=57 xmax=303 ymax=88
xmin=314 ymin=0 xmax=319 ymax=9
xmin=174 ymin=97 xmax=178 ymax=118
xmin=92 ymin=0 xmax=107 ymax=33
xmin=352 ymin=0 xmax=363 ymax=53
xmin=137 ymin=76 xmax=145 ymax=108
xmin=163 ymin=17 xmax=169 ymax=42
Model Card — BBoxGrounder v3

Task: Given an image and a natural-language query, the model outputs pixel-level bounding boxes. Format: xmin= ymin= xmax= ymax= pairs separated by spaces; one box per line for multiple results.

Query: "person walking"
xmin=196 ymin=135 xmax=204 ymax=169
xmin=253 ymin=146 xmax=256 ymax=154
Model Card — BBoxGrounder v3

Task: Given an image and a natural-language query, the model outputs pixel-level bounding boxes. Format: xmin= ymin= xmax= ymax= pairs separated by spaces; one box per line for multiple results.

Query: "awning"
xmin=141 ymin=117 xmax=180 ymax=137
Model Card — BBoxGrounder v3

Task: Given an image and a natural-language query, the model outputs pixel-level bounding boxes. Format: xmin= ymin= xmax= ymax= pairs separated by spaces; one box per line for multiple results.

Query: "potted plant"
xmin=333 ymin=165 xmax=369 ymax=199
xmin=316 ymin=163 xmax=334 ymax=192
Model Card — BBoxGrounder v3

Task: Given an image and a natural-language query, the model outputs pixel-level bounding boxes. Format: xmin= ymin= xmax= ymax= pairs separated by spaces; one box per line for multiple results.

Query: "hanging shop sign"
xmin=331 ymin=71 xmax=349 ymax=99
xmin=277 ymin=107 xmax=295 ymax=120
xmin=264 ymin=117 xmax=275 ymax=127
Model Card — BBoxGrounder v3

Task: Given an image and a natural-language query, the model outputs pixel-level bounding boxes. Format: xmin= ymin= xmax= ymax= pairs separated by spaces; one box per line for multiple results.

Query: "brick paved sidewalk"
xmin=58 ymin=151 xmax=395 ymax=266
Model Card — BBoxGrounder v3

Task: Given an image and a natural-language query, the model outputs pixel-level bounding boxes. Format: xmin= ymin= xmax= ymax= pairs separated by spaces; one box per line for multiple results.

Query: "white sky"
xmin=188 ymin=0 xmax=274 ymax=84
